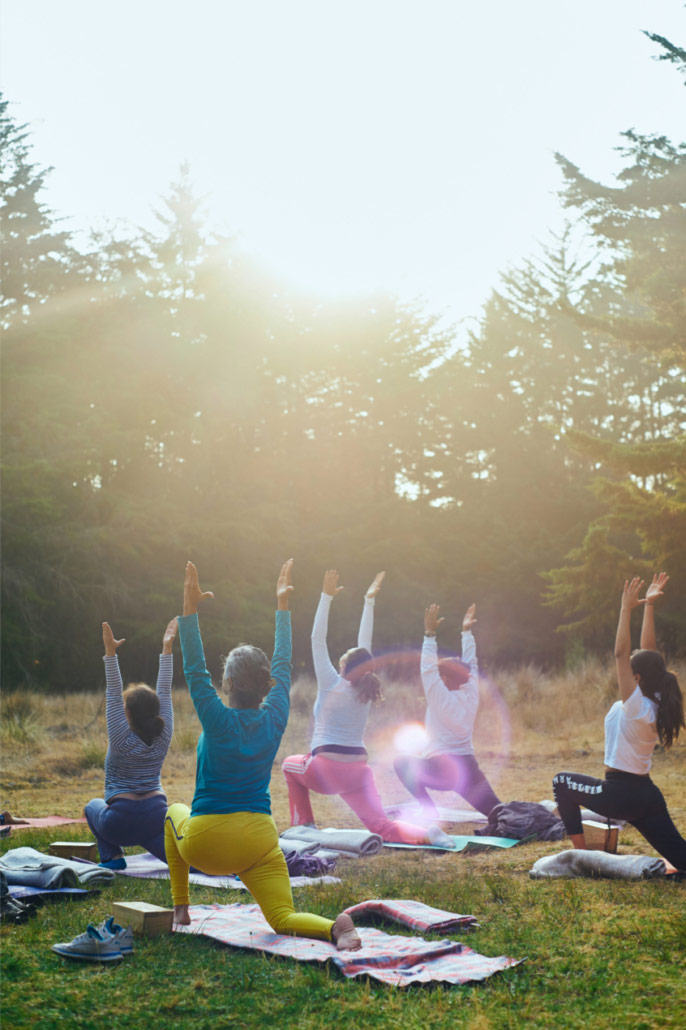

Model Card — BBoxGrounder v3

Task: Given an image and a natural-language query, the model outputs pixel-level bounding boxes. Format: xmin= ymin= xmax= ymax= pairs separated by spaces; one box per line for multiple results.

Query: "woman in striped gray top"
xmin=84 ymin=618 xmax=177 ymax=869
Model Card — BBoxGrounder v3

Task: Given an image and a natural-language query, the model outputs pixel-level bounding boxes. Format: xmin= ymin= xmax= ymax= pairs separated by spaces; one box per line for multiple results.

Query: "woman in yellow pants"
xmin=165 ymin=560 xmax=360 ymax=950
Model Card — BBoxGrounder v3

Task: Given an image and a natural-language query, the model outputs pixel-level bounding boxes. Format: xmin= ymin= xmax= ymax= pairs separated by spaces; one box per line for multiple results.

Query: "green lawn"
xmin=2 ymin=825 xmax=684 ymax=1030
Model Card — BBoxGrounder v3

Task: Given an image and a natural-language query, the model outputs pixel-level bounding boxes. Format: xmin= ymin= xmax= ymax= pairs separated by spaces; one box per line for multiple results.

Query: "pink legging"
xmin=282 ymin=753 xmax=429 ymax=844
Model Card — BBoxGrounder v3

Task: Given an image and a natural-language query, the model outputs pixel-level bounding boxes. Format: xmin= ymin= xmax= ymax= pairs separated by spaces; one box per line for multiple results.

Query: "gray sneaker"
xmin=52 ymin=925 xmax=123 ymax=962
xmin=98 ymin=916 xmax=134 ymax=955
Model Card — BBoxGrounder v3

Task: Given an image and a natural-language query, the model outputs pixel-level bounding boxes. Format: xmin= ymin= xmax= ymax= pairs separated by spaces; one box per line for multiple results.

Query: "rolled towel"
xmin=279 ymin=826 xmax=383 ymax=856
xmin=529 ymin=849 xmax=666 ymax=880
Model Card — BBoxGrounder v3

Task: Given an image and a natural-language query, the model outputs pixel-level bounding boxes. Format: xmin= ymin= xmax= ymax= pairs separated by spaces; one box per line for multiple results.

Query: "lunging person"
xmin=394 ymin=602 xmax=501 ymax=819
xmin=165 ymin=560 xmax=361 ymax=949
xmin=553 ymin=574 xmax=686 ymax=870
xmin=282 ymin=570 xmax=452 ymax=847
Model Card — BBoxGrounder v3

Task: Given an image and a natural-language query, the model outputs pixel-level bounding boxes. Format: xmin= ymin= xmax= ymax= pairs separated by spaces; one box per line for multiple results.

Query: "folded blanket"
xmin=343 ymin=899 xmax=478 ymax=932
xmin=280 ymin=826 xmax=383 ymax=857
xmin=175 ymin=902 xmax=521 ymax=986
xmin=116 ymin=851 xmax=341 ymax=889
xmin=0 ymin=847 xmax=115 ymax=888
xmin=529 ymin=849 xmax=666 ymax=880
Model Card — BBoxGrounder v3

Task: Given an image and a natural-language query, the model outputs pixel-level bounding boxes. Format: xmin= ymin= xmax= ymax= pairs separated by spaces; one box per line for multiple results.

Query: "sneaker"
xmin=52 ymin=925 xmax=123 ymax=962
xmin=99 ymin=857 xmax=127 ymax=870
xmin=98 ymin=916 xmax=134 ymax=955
xmin=427 ymin=824 xmax=455 ymax=849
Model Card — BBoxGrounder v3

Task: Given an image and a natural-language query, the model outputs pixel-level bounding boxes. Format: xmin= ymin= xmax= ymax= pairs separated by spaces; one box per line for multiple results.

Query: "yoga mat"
xmin=118 ymin=851 xmax=341 ymax=889
xmin=4 ymin=816 xmax=88 ymax=830
xmin=385 ymin=803 xmax=488 ymax=824
xmin=383 ymin=835 xmax=523 ymax=853
xmin=174 ymin=902 xmax=522 ymax=986
xmin=9 ymin=885 xmax=92 ymax=900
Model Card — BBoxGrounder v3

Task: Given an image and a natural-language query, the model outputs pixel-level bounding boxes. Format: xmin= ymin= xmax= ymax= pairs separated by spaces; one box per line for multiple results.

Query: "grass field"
xmin=1 ymin=662 xmax=685 ymax=1029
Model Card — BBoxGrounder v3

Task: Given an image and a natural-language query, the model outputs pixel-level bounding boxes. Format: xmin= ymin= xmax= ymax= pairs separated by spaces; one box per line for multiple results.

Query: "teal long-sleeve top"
xmin=177 ymin=610 xmax=291 ymax=817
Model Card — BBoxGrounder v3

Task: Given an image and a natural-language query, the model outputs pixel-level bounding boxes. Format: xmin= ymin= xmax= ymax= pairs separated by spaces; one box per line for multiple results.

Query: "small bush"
xmin=0 ymin=690 xmax=41 ymax=742
xmin=80 ymin=741 xmax=106 ymax=769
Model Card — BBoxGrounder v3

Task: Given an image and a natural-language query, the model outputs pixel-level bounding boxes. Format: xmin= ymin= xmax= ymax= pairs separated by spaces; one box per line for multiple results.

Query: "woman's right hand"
xmin=365 ymin=571 xmax=386 ymax=600
xmin=184 ymin=561 xmax=214 ymax=616
xmin=645 ymin=572 xmax=669 ymax=605
xmin=102 ymin=622 xmax=125 ymax=658
xmin=323 ymin=569 xmax=344 ymax=597
xmin=424 ymin=604 xmax=444 ymax=636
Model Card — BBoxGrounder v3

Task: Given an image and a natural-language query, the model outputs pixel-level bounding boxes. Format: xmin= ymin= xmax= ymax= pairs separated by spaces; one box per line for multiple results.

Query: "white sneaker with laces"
xmin=51 ymin=925 xmax=123 ymax=962
xmin=98 ymin=916 xmax=134 ymax=955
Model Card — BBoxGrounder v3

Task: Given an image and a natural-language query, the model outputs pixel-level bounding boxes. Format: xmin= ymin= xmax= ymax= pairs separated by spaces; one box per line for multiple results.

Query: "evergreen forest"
xmin=2 ymin=31 xmax=685 ymax=693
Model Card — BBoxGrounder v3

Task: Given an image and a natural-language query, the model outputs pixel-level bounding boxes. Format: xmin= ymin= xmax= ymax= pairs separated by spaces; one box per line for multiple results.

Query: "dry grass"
xmin=2 ymin=658 xmax=684 ymax=837
xmin=2 ymin=661 xmax=685 ymax=1030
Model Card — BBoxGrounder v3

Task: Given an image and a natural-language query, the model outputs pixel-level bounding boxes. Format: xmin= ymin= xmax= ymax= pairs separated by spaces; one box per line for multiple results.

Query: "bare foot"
xmin=332 ymin=913 xmax=361 ymax=951
xmin=570 ymin=833 xmax=587 ymax=850
xmin=1 ymin=811 xmax=29 ymax=826
xmin=173 ymin=905 xmax=191 ymax=925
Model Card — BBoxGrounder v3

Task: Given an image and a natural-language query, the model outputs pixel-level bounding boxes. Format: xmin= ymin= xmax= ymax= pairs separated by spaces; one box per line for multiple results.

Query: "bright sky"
xmin=1 ymin=0 xmax=684 ymax=323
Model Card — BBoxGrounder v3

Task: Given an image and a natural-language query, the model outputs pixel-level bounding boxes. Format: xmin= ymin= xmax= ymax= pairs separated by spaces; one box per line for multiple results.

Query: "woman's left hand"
xmin=162 ymin=617 xmax=178 ymax=655
xmin=621 ymin=577 xmax=645 ymax=611
xmin=277 ymin=559 xmax=295 ymax=610
xmin=365 ymin=571 xmax=386 ymax=599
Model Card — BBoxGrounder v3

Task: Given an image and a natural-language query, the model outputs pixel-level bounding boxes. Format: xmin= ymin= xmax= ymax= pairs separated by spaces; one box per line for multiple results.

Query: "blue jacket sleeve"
xmin=178 ymin=613 xmax=229 ymax=737
xmin=262 ymin=610 xmax=291 ymax=733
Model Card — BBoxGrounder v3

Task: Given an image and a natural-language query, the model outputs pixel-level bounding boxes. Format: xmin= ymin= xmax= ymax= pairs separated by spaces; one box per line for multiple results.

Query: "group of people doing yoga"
xmin=84 ymin=562 xmax=686 ymax=951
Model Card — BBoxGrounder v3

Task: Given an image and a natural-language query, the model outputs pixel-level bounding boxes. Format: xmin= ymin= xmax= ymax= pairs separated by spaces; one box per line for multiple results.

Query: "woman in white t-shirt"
xmin=553 ymin=574 xmax=686 ymax=871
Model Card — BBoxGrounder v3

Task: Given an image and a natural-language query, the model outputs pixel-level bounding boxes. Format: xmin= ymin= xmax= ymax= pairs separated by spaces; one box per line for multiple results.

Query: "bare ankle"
xmin=332 ymin=913 xmax=362 ymax=952
xmin=570 ymin=833 xmax=587 ymax=850
xmin=173 ymin=904 xmax=191 ymax=925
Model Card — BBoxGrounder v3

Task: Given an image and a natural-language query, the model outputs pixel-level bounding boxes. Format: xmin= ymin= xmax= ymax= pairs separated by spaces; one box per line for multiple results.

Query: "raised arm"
xmin=311 ymin=570 xmax=342 ymax=690
xmin=614 ymin=578 xmax=645 ymax=702
xmin=102 ymin=621 xmax=130 ymax=750
xmin=460 ymin=603 xmax=478 ymax=675
xmin=358 ymin=571 xmax=385 ymax=651
xmin=640 ymin=573 xmax=668 ymax=651
xmin=262 ymin=560 xmax=294 ymax=731
xmin=156 ymin=617 xmax=177 ymax=740
xmin=177 ymin=562 xmax=227 ymax=734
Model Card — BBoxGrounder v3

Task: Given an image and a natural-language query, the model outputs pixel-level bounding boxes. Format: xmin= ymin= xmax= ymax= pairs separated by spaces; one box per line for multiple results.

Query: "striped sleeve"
xmin=104 ymin=655 xmax=130 ymax=750
xmin=156 ymin=653 xmax=174 ymax=743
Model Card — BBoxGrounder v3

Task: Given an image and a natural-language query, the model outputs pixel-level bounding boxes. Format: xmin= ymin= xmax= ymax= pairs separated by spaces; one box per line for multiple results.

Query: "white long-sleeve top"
xmin=309 ymin=592 xmax=375 ymax=751
xmin=103 ymin=653 xmax=174 ymax=801
xmin=421 ymin=631 xmax=479 ymax=757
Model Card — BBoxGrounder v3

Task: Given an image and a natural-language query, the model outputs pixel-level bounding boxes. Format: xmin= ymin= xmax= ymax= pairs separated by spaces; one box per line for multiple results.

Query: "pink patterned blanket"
xmin=343 ymin=898 xmax=478 ymax=932
xmin=175 ymin=902 xmax=521 ymax=986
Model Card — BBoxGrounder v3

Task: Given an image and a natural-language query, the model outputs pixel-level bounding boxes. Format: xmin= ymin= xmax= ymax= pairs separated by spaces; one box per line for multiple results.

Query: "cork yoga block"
xmin=582 ymin=820 xmax=619 ymax=853
xmin=48 ymin=842 xmax=98 ymax=861
xmin=112 ymin=901 xmax=174 ymax=936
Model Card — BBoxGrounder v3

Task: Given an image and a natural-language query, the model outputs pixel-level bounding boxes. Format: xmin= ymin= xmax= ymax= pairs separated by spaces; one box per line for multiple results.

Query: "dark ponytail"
xmin=124 ymin=684 xmax=164 ymax=746
xmin=656 ymin=672 xmax=684 ymax=749
xmin=630 ymin=650 xmax=685 ymax=749
xmin=340 ymin=647 xmax=383 ymax=706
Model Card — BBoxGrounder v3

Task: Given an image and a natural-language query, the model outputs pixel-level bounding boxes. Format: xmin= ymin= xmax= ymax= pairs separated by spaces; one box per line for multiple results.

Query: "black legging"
xmin=394 ymin=752 xmax=501 ymax=818
xmin=553 ymin=768 xmax=686 ymax=871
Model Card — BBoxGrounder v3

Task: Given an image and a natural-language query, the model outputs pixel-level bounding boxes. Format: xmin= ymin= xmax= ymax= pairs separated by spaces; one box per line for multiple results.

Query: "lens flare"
xmin=393 ymin=722 xmax=428 ymax=755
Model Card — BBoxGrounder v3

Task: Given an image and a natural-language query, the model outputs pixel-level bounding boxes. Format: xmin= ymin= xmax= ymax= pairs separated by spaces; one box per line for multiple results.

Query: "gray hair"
xmin=222 ymin=644 xmax=273 ymax=708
